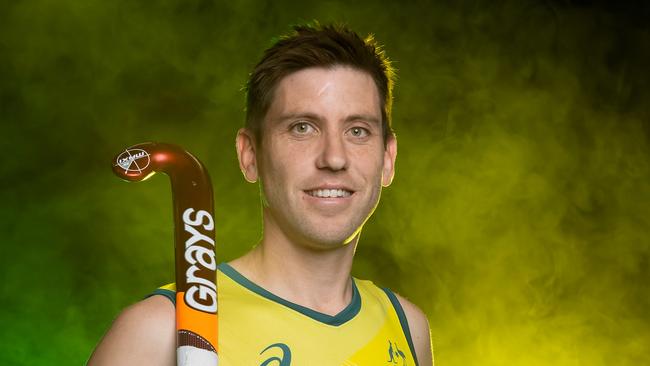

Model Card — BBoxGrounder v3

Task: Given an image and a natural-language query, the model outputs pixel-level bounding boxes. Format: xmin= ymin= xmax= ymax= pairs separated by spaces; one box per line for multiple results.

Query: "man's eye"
xmin=349 ymin=127 xmax=370 ymax=138
xmin=291 ymin=122 xmax=315 ymax=134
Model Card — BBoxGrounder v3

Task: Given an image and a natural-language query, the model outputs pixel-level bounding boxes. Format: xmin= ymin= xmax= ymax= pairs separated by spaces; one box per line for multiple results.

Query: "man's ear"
xmin=382 ymin=134 xmax=397 ymax=187
xmin=236 ymin=128 xmax=258 ymax=183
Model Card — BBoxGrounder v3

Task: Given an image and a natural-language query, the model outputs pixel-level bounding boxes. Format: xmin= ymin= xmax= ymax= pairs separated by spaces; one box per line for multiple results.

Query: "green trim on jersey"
xmin=146 ymin=288 xmax=175 ymax=304
xmin=147 ymin=265 xmax=418 ymax=364
xmin=382 ymin=287 xmax=419 ymax=366
xmin=218 ymin=263 xmax=361 ymax=327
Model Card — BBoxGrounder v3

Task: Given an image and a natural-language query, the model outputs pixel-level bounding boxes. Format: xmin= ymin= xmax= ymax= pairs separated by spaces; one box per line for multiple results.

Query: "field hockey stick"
xmin=112 ymin=142 xmax=218 ymax=366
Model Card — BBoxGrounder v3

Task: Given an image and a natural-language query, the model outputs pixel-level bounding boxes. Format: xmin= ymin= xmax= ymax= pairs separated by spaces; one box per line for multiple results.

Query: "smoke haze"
xmin=0 ymin=0 xmax=648 ymax=364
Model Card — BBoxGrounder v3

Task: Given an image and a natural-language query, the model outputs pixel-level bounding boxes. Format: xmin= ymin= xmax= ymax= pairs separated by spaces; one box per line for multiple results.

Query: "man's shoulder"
xmin=352 ymin=279 xmax=433 ymax=365
xmin=122 ymin=294 xmax=175 ymax=324
xmin=87 ymin=296 xmax=175 ymax=365
xmin=391 ymin=292 xmax=434 ymax=366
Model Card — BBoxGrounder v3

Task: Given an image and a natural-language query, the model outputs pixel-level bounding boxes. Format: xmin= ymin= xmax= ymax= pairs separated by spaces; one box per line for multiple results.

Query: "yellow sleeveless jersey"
xmin=150 ymin=263 xmax=419 ymax=366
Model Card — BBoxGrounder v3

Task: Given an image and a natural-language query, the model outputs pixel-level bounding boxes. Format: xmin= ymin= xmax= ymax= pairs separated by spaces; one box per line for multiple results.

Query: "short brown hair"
xmin=245 ymin=22 xmax=396 ymax=145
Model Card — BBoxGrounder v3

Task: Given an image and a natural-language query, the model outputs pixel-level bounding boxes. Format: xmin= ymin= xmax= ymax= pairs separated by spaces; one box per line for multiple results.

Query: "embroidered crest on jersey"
xmin=387 ymin=340 xmax=408 ymax=365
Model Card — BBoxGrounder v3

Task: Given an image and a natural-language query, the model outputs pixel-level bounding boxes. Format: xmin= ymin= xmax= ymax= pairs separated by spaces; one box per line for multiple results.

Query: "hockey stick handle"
xmin=112 ymin=142 xmax=218 ymax=366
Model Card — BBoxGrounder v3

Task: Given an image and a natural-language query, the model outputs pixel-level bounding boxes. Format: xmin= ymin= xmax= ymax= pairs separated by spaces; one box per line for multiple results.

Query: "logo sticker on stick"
xmin=115 ymin=148 xmax=151 ymax=173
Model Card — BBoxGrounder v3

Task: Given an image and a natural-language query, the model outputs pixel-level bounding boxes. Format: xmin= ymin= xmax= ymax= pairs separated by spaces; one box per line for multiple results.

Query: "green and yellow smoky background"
xmin=0 ymin=0 xmax=648 ymax=364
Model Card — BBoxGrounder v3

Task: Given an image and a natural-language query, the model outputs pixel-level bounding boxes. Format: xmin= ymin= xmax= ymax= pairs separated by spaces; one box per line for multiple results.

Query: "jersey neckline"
xmin=218 ymin=262 xmax=362 ymax=327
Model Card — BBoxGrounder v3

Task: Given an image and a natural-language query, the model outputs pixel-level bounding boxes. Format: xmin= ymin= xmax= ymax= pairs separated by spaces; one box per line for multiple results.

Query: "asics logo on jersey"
xmin=387 ymin=340 xmax=408 ymax=365
xmin=259 ymin=343 xmax=292 ymax=366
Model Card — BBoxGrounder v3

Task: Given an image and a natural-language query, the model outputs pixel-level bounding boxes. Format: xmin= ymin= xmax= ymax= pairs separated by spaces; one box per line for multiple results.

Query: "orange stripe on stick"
xmin=176 ymin=291 xmax=219 ymax=352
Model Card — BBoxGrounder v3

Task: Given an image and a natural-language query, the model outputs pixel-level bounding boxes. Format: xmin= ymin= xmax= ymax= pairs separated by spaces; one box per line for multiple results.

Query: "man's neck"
xmin=228 ymin=226 xmax=358 ymax=316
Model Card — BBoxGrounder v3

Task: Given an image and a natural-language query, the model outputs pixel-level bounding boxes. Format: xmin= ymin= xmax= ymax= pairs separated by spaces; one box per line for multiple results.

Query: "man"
xmin=89 ymin=23 xmax=433 ymax=365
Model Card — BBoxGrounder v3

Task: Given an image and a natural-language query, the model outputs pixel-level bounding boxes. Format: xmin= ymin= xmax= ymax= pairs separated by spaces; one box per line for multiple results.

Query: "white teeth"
xmin=308 ymin=189 xmax=351 ymax=198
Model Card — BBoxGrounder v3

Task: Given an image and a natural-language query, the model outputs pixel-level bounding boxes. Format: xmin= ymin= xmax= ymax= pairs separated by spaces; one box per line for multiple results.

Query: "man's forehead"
xmin=316 ymin=81 xmax=333 ymax=97
xmin=278 ymin=65 xmax=374 ymax=86
xmin=268 ymin=66 xmax=381 ymax=115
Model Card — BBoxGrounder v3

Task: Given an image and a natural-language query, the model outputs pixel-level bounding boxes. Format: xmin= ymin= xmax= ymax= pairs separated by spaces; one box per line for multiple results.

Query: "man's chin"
xmin=297 ymin=225 xmax=362 ymax=251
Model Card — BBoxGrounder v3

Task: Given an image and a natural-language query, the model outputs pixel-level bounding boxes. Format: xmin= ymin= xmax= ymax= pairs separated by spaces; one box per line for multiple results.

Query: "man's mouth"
xmin=306 ymin=189 xmax=353 ymax=198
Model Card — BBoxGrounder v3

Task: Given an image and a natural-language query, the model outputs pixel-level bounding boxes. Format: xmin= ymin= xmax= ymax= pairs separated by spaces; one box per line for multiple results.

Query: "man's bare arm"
xmin=396 ymin=293 xmax=434 ymax=366
xmin=87 ymin=295 xmax=176 ymax=366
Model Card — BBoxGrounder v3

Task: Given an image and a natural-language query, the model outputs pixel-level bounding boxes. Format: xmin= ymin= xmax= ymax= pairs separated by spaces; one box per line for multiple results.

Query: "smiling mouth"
xmin=306 ymin=189 xmax=353 ymax=198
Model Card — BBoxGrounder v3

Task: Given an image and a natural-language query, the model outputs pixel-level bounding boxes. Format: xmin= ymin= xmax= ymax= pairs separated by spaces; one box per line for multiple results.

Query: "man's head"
xmin=236 ymin=23 xmax=398 ymax=249
xmin=244 ymin=23 xmax=396 ymax=146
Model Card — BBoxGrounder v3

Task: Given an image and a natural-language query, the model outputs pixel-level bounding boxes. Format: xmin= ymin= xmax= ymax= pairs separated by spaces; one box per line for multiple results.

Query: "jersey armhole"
xmin=145 ymin=288 xmax=176 ymax=306
xmin=382 ymin=287 xmax=419 ymax=366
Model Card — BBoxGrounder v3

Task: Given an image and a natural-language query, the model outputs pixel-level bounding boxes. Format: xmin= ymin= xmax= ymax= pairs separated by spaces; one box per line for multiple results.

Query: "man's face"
xmin=239 ymin=66 xmax=397 ymax=249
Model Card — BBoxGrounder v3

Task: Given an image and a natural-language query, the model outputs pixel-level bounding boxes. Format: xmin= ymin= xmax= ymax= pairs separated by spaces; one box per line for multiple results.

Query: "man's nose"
xmin=315 ymin=131 xmax=348 ymax=171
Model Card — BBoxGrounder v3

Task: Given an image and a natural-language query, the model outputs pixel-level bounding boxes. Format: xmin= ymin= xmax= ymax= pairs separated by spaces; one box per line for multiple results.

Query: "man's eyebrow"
xmin=271 ymin=113 xmax=381 ymax=125
xmin=272 ymin=112 xmax=323 ymax=123
xmin=345 ymin=114 xmax=381 ymax=126
xmin=278 ymin=112 xmax=322 ymax=121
